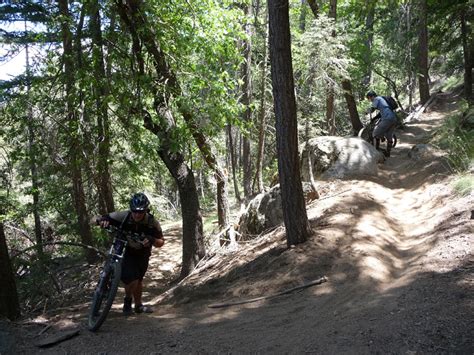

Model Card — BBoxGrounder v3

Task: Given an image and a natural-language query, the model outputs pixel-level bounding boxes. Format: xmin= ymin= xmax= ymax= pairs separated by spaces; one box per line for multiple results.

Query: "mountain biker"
xmin=96 ymin=192 xmax=164 ymax=315
xmin=366 ymin=90 xmax=397 ymax=157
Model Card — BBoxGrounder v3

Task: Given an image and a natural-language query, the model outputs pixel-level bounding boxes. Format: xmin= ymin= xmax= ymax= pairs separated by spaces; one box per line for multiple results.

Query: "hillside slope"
xmin=11 ymin=91 xmax=473 ymax=354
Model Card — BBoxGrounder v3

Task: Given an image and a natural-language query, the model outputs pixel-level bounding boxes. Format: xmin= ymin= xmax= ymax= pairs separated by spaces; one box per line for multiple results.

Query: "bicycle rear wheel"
xmin=87 ymin=261 xmax=121 ymax=332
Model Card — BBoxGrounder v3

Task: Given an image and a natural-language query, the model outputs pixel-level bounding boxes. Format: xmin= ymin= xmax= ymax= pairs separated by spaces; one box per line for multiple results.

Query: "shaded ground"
xmin=5 ymin=91 xmax=473 ymax=353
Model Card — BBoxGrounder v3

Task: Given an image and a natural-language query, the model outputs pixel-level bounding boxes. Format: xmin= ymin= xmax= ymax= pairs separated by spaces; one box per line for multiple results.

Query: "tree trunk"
xmin=90 ymin=0 xmax=115 ymax=214
xmin=417 ymin=0 xmax=430 ymax=104
xmin=461 ymin=12 xmax=473 ymax=103
xmin=59 ymin=0 xmax=96 ymax=264
xmin=307 ymin=0 xmax=319 ymax=17
xmin=363 ymin=1 xmax=375 ymax=87
xmin=25 ymin=20 xmax=43 ymax=259
xmin=254 ymin=13 xmax=269 ymax=194
xmin=325 ymin=0 xmax=337 ymax=135
xmin=0 ymin=221 xmax=20 ymax=320
xmin=144 ymin=114 xmax=205 ymax=278
xmin=341 ymin=79 xmax=363 ymax=135
xmin=268 ymin=0 xmax=311 ymax=247
xmin=228 ymin=124 xmax=241 ymax=202
xmin=299 ymin=0 xmax=307 ymax=32
xmin=116 ymin=0 xmax=207 ymax=276
xmin=241 ymin=2 xmax=253 ymax=199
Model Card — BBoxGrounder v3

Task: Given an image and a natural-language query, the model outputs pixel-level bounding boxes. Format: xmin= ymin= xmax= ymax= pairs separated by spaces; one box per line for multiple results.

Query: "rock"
xmin=300 ymin=136 xmax=383 ymax=180
xmin=238 ymin=182 xmax=317 ymax=237
xmin=408 ymin=144 xmax=439 ymax=161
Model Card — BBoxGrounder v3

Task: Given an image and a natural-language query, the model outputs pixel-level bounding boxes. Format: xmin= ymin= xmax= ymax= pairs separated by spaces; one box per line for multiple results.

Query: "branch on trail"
xmin=12 ymin=242 xmax=106 ymax=259
xmin=36 ymin=328 xmax=80 ymax=348
xmin=208 ymin=276 xmax=328 ymax=308
xmin=405 ymin=93 xmax=438 ymax=123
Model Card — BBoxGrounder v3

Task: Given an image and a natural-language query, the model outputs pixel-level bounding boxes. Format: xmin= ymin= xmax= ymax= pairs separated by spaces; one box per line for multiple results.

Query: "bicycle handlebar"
xmin=102 ymin=225 xmax=148 ymax=246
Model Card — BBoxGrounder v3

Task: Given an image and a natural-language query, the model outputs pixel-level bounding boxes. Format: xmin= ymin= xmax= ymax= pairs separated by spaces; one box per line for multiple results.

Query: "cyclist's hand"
xmin=143 ymin=238 xmax=151 ymax=247
xmin=99 ymin=219 xmax=110 ymax=228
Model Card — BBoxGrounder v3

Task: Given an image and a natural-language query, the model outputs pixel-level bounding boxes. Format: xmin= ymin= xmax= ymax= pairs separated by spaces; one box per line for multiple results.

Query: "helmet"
xmin=366 ymin=90 xmax=377 ymax=98
xmin=129 ymin=193 xmax=150 ymax=212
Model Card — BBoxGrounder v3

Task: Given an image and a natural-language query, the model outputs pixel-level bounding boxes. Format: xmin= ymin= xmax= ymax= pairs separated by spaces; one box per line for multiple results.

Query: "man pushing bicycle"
xmin=96 ymin=192 xmax=164 ymax=315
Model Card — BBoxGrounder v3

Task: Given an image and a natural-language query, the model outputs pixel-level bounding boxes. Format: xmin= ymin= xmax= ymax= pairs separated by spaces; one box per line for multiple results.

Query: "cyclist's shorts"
xmin=121 ymin=253 xmax=150 ymax=284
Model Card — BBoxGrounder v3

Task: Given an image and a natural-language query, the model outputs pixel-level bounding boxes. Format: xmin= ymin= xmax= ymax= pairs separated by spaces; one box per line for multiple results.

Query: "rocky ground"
xmin=2 ymin=91 xmax=473 ymax=354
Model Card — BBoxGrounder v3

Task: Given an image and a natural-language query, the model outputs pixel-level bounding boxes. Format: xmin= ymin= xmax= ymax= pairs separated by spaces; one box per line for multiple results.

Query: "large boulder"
xmin=300 ymin=136 xmax=383 ymax=180
xmin=238 ymin=182 xmax=318 ymax=237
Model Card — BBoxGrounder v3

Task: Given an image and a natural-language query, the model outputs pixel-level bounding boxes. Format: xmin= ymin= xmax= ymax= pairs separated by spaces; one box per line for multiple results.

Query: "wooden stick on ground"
xmin=208 ymin=276 xmax=328 ymax=308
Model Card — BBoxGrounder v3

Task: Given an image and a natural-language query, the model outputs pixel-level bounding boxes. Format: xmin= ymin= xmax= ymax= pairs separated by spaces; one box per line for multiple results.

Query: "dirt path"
xmin=11 ymin=92 xmax=473 ymax=354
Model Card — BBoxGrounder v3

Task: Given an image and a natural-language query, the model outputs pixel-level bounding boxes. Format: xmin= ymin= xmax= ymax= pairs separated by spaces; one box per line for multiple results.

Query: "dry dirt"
xmin=4 ymin=92 xmax=473 ymax=354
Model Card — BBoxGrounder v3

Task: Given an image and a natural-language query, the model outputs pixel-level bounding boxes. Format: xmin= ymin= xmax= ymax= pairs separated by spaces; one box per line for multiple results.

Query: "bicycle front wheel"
xmin=87 ymin=261 xmax=121 ymax=332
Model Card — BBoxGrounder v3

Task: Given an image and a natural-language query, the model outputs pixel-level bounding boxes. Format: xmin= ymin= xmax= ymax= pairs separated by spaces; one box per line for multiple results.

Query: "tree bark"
xmin=25 ymin=20 xmax=43 ymax=259
xmin=0 ymin=221 xmax=20 ymax=320
xmin=417 ymin=0 xmax=430 ymax=104
xmin=227 ymin=124 xmax=241 ymax=202
xmin=461 ymin=12 xmax=473 ymax=103
xmin=268 ymin=0 xmax=311 ymax=247
xmin=241 ymin=2 xmax=253 ymax=199
xmin=299 ymin=0 xmax=307 ymax=32
xmin=254 ymin=11 xmax=269 ymax=194
xmin=89 ymin=0 xmax=115 ymax=214
xmin=307 ymin=0 xmax=319 ymax=17
xmin=363 ymin=1 xmax=375 ymax=87
xmin=341 ymin=79 xmax=363 ymax=135
xmin=325 ymin=0 xmax=337 ymax=135
xmin=59 ymin=0 xmax=96 ymax=264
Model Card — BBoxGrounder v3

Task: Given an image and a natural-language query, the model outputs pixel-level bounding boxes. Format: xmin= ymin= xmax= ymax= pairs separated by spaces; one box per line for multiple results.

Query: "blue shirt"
xmin=372 ymin=96 xmax=396 ymax=121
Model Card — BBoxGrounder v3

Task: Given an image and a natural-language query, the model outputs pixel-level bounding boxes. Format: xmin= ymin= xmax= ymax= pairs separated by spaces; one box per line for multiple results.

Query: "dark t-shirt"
xmin=103 ymin=210 xmax=163 ymax=258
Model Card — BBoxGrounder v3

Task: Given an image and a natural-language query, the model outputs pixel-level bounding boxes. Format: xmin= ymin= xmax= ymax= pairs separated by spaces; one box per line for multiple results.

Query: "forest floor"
xmin=4 ymin=91 xmax=473 ymax=354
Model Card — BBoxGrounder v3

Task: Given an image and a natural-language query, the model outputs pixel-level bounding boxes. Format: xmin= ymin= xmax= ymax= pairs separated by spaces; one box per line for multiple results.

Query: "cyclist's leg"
xmin=385 ymin=121 xmax=397 ymax=156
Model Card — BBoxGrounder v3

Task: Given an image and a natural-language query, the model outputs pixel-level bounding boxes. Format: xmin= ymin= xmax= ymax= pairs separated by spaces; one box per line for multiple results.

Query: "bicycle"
xmin=87 ymin=224 xmax=147 ymax=332
xmin=358 ymin=113 xmax=398 ymax=156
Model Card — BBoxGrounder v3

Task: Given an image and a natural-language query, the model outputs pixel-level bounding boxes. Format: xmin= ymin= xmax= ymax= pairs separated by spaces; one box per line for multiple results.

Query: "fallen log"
xmin=208 ymin=276 xmax=328 ymax=308
xmin=405 ymin=93 xmax=438 ymax=123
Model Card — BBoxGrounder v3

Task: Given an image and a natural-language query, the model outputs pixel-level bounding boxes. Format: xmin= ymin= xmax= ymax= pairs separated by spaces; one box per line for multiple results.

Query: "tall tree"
xmin=363 ymin=0 xmax=376 ymax=87
xmin=417 ymin=0 xmax=430 ymax=104
xmin=268 ymin=0 xmax=311 ymax=247
xmin=240 ymin=1 xmax=253 ymax=199
xmin=58 ymin=0 xmax=96 ymax=263
xmin=115 ymin=0 xmax=208 ymax=276
xmin=325 ymin=0 xmax=337 ymax=135
xmin=24 ymin=19 xmax=43 ymax=259
xmin=89 ymin=0 xmax=115 ymax=214
xmin=460 ymin=11 xmax=473 ymax=103
xmin=253 ymin=16 xmax=269 ymax=194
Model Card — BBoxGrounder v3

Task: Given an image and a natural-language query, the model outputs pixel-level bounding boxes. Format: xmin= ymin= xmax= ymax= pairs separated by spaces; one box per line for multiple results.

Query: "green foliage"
xmin=452 ymin=174 xmax=474 ymax=196
xmin=293 ymin=14 xmax=353 ymax=136
xmin=431 ymin=102 xmax=474 ymax=173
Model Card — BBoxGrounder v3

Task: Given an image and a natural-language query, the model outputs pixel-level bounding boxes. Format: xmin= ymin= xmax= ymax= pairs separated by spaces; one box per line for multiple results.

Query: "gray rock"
xmin=238 ymin=182 xmax=318 ymax=237
xmin=300 ymin=136 xmax=383 ymax=180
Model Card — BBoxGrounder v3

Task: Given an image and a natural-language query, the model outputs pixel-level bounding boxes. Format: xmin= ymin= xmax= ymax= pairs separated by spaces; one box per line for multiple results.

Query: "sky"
xmin=0 ymin=20 xmax=45 ymax=81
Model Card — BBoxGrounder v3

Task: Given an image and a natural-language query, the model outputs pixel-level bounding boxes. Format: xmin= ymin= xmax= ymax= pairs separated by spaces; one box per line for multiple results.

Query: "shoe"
xmin=123 ymin=297 xmax=133 ymax=316
xmin=134 ymin=304 xmax=154 ymax=314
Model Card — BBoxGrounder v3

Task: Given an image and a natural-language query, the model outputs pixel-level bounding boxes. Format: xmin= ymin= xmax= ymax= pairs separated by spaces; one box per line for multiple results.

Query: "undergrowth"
xmin=432 ymin=101 xmax=474 ymax=196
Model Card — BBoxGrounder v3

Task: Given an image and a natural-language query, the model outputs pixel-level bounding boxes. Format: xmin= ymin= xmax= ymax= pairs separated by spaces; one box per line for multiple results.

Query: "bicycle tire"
xmin=87 ymin=261 xmax=121 ymax=332
xmin=358 ymin=127 xmax=370 ymax=142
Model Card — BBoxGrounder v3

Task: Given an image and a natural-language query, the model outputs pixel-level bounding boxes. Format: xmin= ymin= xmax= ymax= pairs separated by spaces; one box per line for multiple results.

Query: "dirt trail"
xmin=11 ymin=92 xmax=473 ymax=353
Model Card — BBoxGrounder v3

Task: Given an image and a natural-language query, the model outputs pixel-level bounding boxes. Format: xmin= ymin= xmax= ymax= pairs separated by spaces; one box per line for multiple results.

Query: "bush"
xmin=431 ymin=102 xmax=474 ymax=173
